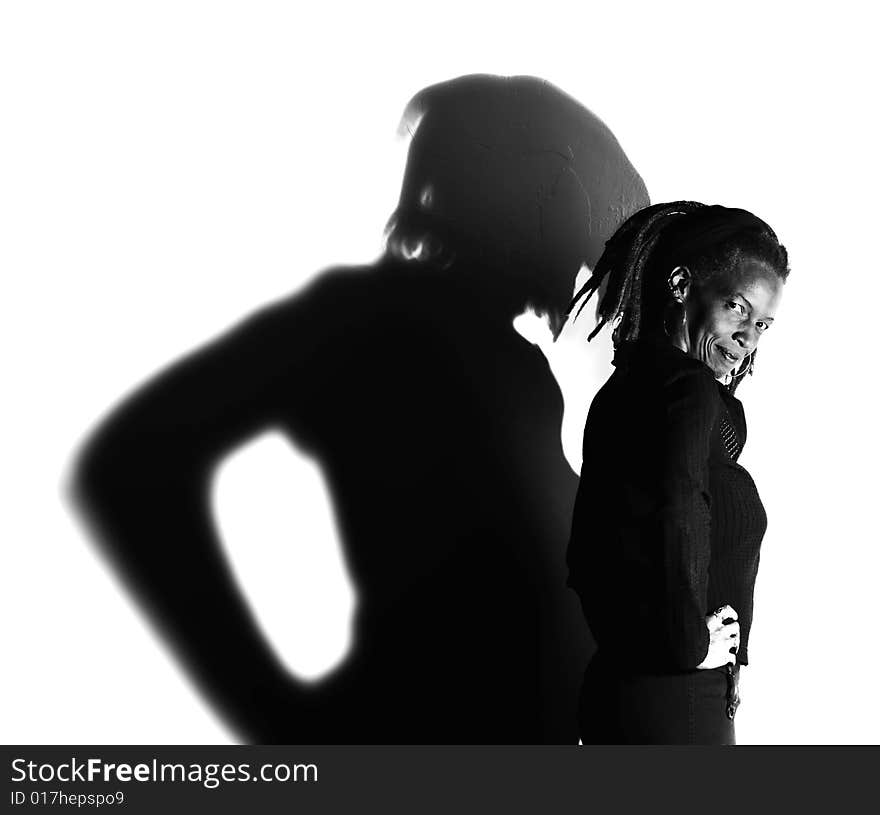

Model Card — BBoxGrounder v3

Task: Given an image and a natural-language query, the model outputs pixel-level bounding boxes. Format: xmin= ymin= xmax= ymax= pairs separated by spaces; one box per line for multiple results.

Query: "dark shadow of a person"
xmin=70 ymin=74 xmax=648 ymax=743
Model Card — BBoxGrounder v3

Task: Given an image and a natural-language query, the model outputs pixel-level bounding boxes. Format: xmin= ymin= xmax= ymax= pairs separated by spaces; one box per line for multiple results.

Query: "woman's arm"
xmin=657 ymin=364 xmax=719 ymax=670
xmin=69 ymin=295 xmax=325 ymax=741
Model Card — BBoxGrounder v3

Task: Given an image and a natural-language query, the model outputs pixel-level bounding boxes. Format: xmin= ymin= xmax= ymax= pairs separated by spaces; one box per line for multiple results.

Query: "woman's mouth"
xmin=715 ymin=346 xmax=740 ymax=365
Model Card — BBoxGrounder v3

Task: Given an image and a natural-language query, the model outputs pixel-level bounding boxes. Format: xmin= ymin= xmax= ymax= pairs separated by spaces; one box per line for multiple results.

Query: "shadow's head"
xmin=384 ymin=74 xmax=649 ymax=337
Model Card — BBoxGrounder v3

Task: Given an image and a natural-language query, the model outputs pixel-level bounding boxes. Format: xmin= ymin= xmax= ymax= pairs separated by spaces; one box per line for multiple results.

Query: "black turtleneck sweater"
xmin=566 ymin=336 xmax=767 ymax=671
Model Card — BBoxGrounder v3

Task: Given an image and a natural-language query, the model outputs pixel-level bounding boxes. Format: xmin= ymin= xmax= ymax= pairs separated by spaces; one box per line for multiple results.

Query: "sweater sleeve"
xmin=658 ymin=364 xmax=719 ymax=669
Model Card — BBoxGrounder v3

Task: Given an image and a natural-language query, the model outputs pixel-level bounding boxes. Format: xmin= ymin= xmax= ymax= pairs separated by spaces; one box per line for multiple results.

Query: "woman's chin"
xmin=708 ymin=363 xmax=730 ymax=381
xmin=697 ymin=354 xmax=725 ymax=380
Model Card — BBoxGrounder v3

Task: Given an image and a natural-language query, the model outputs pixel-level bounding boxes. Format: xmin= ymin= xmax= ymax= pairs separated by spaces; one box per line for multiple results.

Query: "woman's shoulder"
xmin=614 ymin=337 xmax=718 ymax=393
xmin=600 ymin=340 xmax=722 ymax=441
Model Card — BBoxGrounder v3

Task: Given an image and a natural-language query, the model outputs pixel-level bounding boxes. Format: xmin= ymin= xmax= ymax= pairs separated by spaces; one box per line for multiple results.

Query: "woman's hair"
xmin=567 ymin=201 xmax=790 ymax=394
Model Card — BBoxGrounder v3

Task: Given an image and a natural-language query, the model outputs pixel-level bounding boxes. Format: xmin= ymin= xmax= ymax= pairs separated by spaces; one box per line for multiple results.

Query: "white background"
xmin=2 ymin=1 xmax=877 ymax=744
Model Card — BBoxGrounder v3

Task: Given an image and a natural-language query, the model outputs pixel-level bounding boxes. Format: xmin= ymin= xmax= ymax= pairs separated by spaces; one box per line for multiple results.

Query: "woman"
xmin=565 ymin=201 xmax=789 ymax=744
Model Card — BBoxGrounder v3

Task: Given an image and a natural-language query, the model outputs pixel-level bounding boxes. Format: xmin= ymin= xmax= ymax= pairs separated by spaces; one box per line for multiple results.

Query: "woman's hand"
xmin=696 ymin=604 xmax=740 ymax=669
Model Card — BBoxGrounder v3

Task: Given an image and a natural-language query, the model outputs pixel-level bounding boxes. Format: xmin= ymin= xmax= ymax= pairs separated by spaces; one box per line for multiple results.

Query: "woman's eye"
xmin=726 ymin=301 xmax=745 ymax=315
xmin=756 ymin=321 xmax=769 ymax=332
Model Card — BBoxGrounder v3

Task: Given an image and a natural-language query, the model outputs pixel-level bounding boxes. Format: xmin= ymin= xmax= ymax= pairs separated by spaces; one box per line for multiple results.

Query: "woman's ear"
xmin=667 ymin=265 xmax=692 ymax=303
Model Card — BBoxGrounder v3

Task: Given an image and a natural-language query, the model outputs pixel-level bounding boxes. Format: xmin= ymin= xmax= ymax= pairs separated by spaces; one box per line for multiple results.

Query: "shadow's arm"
xmin=69 ymin=299 xmax=321 ymax=742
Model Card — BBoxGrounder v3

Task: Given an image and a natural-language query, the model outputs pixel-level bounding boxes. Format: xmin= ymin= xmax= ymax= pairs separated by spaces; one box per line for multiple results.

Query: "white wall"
xmin=2 ymin=0 xmax=876 ymax=744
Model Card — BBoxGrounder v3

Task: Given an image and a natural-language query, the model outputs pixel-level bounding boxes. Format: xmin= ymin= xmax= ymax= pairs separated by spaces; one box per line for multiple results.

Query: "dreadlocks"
xmin=566 ymin=200 xmax=789 ymax=395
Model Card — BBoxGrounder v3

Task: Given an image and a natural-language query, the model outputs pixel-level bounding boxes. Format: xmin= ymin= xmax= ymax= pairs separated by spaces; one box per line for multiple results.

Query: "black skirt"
xmin=577 ymin=652 xmax=740 ymax=745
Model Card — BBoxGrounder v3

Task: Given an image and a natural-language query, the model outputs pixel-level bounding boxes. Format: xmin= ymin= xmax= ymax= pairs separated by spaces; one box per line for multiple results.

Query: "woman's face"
xmin=683 ymin=261 xmax=784 ymax=380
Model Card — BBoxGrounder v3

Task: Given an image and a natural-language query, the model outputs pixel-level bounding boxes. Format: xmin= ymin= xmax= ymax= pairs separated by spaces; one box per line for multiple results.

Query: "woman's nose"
xmin=733 ymin=326 xmax=758 ymax=352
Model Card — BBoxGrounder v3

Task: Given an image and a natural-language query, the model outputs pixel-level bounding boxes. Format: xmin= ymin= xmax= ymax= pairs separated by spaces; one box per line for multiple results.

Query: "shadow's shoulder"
xmin=233 ymin=256 xmax=436 ymax=339
xmin=237 ymin=261 xmax=381 ymax=332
